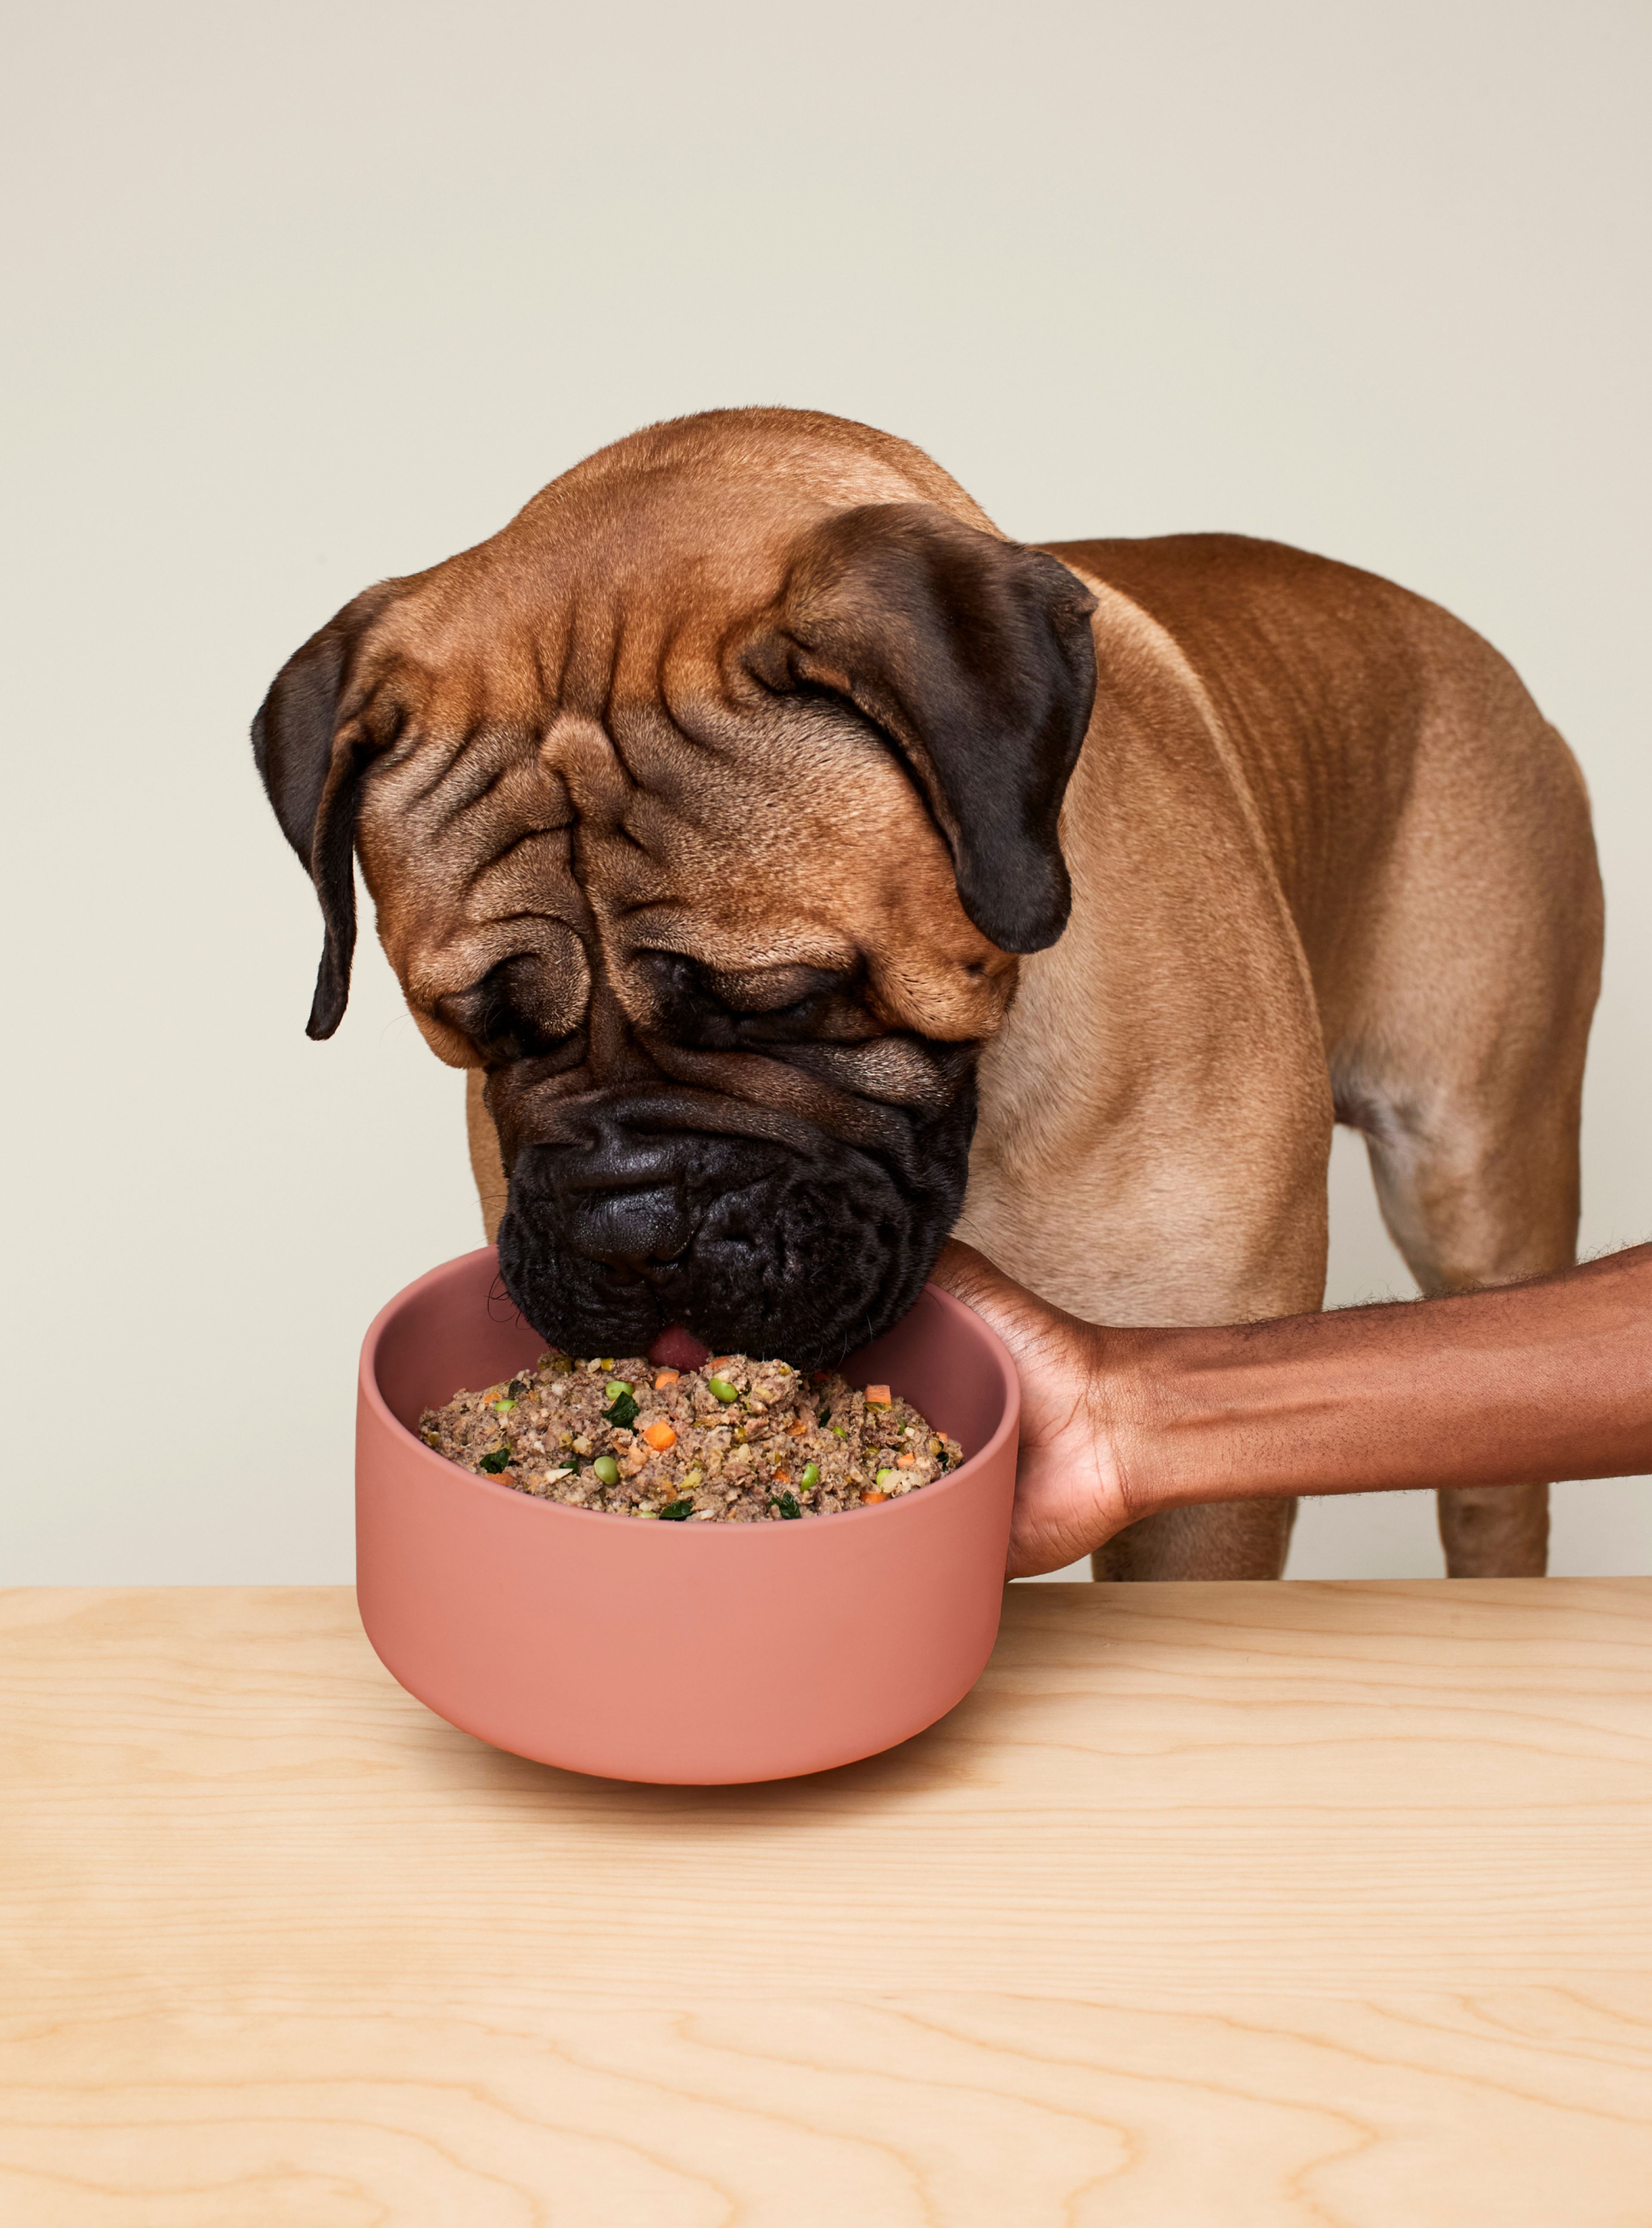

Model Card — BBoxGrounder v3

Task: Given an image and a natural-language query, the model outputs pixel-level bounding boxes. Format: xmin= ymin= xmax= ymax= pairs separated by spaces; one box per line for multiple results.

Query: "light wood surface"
xmin=4 ymin=1579 xmax=1650 ymax=2224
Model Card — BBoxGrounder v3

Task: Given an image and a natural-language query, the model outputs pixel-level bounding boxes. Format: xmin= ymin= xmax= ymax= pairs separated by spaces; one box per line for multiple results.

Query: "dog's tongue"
xmin=647 ymin=1322 xmax=712 ymax=1371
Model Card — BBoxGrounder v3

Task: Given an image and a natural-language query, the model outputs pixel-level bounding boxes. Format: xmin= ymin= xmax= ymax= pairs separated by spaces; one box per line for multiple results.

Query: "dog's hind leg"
xmin=1341 ymin=1084 xmax=1587 ymax=1574
xmin=1327 ymin=643 xmax=1602 ymax=1577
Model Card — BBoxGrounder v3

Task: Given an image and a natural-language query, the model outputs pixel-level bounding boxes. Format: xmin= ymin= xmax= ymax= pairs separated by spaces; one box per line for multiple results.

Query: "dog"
xmin=254 ymin=407 xmax=1602 ymax=1580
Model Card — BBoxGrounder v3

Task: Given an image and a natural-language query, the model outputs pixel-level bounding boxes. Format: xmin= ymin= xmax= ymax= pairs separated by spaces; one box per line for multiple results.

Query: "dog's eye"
xmin=436 ymin=957 xmax=581 ymax=1065
xmin=712 ymin=966 xmax=841 ymax=1015
xmin=637 ymin=952 xmax=873 ymax=1047
xmin=718 ymin=966 xmax=882 ymax=1045
xmin=730 ymin=986 xmax=835 ymax=1040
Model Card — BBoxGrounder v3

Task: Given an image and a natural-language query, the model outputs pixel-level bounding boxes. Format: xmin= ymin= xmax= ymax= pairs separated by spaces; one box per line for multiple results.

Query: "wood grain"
xmin=3 ymin=1580 xmax=1650 ymax=2223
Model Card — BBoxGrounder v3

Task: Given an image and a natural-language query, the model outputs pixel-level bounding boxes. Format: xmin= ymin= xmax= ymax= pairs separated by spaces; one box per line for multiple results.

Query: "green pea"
xmin=604 ymin=1380 xmax=632 ymax=1402
xmin=592 ymin=1455 xmax=620 ymax=1487
xmin=799 ymin=1463 xmax=820 ymax=1490
xmin=708 ymin=1377 xmax=739 ymax=1404
xmin=875 ymin=1468 xmax=897 ymax=1489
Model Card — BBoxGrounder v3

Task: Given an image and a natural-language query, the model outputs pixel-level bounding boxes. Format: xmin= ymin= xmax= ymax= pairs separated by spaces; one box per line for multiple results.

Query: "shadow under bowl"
xmin=357 ymin=1247 xmax=1020 ymax=1784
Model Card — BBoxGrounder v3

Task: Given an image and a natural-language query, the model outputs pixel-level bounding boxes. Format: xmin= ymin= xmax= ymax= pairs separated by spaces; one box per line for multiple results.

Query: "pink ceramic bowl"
xmin=356 ymin=1247 xmax=1020 ymax=1784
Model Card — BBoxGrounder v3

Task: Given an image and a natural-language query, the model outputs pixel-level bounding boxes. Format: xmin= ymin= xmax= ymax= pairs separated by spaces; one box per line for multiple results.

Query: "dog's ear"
xmin=252 ymin=583 xmax=404 ymax=1039
xmin=748 ymin=504 xmax=1097 ymax=952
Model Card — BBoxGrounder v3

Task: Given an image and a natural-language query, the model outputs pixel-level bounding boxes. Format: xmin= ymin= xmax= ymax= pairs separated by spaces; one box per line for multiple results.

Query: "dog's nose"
xmin=566 ymin=1183 xmax=694 ymax=1276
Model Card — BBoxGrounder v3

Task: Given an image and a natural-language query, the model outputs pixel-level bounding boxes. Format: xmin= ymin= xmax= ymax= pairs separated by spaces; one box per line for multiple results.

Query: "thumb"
xmin=928 ymin=1237 xmax=1015 ymax=1313
xmin=931 ymin=1239 xmax=1082 ymax=1349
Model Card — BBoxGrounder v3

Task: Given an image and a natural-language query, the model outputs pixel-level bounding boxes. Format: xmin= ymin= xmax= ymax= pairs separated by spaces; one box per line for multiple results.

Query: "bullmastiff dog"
xmin=254 ymin=407 xmax=1602 ymax=1580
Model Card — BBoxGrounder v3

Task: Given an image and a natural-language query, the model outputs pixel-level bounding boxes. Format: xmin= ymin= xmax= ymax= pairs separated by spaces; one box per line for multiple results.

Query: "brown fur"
xmin=342 ymin=408 xmax=1601 ymax=1580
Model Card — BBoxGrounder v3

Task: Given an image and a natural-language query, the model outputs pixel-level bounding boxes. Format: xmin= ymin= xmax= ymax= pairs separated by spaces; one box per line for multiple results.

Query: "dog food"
xmin=419 ymin=1351 xmax=963 ymax=1521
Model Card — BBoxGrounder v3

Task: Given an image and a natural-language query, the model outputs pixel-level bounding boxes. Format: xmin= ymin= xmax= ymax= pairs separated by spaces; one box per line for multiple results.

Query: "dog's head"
xmin=254 ymin=410 xmax=1096 ymax=1366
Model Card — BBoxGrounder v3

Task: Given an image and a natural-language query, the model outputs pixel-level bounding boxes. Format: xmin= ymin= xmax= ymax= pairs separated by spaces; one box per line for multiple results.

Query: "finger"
xmin=1005 ymin=1519 xmax=1092 ymax=1581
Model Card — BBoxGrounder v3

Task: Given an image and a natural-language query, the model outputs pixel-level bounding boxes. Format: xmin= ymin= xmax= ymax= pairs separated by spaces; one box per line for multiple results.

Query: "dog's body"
xmin=259 ymin=408 xmax=1601 ymax=1580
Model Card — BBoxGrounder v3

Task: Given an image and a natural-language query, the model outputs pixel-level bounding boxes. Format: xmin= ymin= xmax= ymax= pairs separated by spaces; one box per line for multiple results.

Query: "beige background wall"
xmin=4 ymin=1 xmax=1647 ymax=1583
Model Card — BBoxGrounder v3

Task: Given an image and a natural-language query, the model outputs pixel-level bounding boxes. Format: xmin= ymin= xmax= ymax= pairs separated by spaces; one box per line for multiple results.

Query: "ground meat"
xmin=419 ymin=1351 xmax=963 ymax=1522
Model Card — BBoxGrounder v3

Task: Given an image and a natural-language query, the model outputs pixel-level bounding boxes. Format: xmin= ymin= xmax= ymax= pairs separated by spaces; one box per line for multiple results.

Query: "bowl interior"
xmin=368 ymin=1250 xmax=1009 ymax=1475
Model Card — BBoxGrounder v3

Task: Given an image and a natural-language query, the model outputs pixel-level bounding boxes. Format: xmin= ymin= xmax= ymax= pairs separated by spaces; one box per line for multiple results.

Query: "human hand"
xmin=928 ymin=1241 xmax=1143 ymax=1577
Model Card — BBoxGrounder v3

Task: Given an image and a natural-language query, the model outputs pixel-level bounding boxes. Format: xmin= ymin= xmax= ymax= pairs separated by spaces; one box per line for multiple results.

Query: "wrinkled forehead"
xmin=352 ymin=476 xmax=804 ymax=754
xmin=357 ymin=681 xmax=1005 ymax=1043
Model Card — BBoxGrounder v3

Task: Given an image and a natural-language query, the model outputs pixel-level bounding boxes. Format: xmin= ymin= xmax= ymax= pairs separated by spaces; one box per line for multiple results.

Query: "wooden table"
xmin=3 ymin=1580 xmax=1650 ymax=2225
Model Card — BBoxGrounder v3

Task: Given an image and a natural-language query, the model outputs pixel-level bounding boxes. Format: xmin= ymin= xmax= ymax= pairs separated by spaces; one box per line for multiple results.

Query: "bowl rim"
xmin=359 ymin=1246 xmax=1021 ymax=1541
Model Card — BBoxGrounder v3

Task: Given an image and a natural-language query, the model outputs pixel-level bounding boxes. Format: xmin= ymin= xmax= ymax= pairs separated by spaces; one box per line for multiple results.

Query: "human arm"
xmin=930 ymin=1239 xmax=1652 ymax=1579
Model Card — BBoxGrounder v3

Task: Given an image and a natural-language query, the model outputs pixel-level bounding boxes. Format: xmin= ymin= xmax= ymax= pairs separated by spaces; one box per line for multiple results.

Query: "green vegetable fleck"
xmin=798 ymin=1462 xmax=820 ymax=1490
xmin=478 ymin=1445 xmax=513 ymax=1475
xmin=603 ymin=1389 xmax=640 ymax=1429
xmin=817 ymin=1405 xmax=831 ymax=1426
xmin=592 ymin=1455 xmax=620 ymax=1487
xmin=658 ymin=1498 xmax=694 ymax=1521
xmin=769 ymin=1490 xmax=802 ymax=1520
xmin=708 ymin=1377 xmax=739 ymax=1404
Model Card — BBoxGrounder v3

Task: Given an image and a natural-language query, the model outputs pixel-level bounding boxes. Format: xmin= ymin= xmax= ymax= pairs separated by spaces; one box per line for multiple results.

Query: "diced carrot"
xmin=896 ymin=1453 xmax=915 ymax=1468
xmin=787 ymin=1416 xmax=808 ymax=1436
xmin=772 ymin=1469 xmax=791 ymax=1485
xmin=642 ymin=1422 xmax=677 ymax=1452
xmin=865 ymin=1384 xmax=891 ymax=1407
xmin=862 ymin=1489 xmax=889 ymax=1504
xmin=653 ymin=1370 xmax=681 ymax=1389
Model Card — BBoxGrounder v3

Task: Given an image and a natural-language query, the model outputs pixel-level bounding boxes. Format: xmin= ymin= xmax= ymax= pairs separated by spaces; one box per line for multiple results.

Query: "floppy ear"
xmin=251 ymin=583 xmax=403 ymax=1039
xmin=747 ymin=504 xmax=1097 ymax=952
